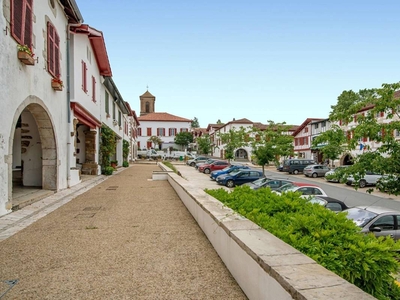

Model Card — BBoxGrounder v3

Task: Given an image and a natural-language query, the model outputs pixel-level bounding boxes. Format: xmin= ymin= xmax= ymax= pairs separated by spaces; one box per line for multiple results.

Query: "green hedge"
xmin=205 ymin=186 xmax=400 ymax=300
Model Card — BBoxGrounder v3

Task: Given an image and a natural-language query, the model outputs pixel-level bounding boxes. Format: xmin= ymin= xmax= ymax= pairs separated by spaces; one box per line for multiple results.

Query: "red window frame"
xmin=146 ymin=141 xmax=152 ymax=149
xmin=157 ymin=128 xmax=165 ymax=136
xmin=146 ymin=128 xmax=152 ymax=136
xmin=11 ymin=0 xmax=33 ymax=47
xmin=82 ymin=60 xmax=87 ymax=93
xmin=92 ymin=76 xmax=96 ymax=102
xmin=138 ymin=128 xmax=142 ymax=136
xmin=47 ymin=22 xmax=60 ymax=78
xmin=137 ymin=141 xmax=140 ymax=149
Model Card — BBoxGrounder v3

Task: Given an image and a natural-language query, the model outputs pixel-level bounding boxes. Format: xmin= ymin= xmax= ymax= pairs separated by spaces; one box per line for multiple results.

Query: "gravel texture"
xmin=0 ymin=164 xmax=247 ymax=299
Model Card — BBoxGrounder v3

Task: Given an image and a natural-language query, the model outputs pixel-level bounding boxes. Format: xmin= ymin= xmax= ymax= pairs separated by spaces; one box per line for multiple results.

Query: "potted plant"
xmin=110 ymin=160 xmax=118 ymax=169
xmin=51 ymin=76 xmax=63 ymax=91
xmin=17 ymin=44 xmax=35 ymax=65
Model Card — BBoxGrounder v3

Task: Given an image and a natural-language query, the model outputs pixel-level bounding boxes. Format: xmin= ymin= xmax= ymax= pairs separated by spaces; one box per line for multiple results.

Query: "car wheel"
xmin=204 ymin=168 xmax=210 ymax=174
xmin=293 ymin=169 xmax=299 ymax=175
xmin=226 ymin=180 xmax=234 ymax=188
xmin=359 ymin=180 xmax=367 ymax=188
xmin=190 ymin=162 xmax=195 ymax=167
xmin=312 ymin=173 xmax=318 ymax=178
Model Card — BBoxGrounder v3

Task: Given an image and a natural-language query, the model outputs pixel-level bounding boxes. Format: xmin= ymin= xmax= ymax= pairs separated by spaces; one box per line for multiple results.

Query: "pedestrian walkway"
xmin=0 ymin=164 xmax=246 ymax=299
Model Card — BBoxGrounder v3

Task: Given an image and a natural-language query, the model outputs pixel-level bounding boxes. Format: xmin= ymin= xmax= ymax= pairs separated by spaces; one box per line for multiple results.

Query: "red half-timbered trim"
xmin=70 ymin=102 xmax=101 ymax=129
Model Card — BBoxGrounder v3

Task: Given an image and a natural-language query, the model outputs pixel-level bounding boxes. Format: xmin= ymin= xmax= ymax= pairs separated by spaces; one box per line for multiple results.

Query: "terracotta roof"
xmin=140 ymin=90 xmax=155 ymax=98
xmin=206 ymin=123 xmax=224 ymax=131
xmin=138 ymin=112 xmax=191 ymax=122
xmin=230 ymin=118 xmax=253 ymax=124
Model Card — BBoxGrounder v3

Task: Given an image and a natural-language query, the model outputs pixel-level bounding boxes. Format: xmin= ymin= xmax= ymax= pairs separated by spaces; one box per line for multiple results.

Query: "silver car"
xmin=346 ymin=171 xmax=384 ymax=188
xmin=344 ymin=206 xmax=400 ymax=240
xmin=303 ymin=164 xmax=330 ymax=178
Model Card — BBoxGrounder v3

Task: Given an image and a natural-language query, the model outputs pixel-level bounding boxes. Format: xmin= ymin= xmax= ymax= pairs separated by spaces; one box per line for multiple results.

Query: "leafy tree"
xmin=100 ymin=125 xmax=116 ymax=173
xmin=216 ymin=119 xmax=222 ymax=124
xmin=327 ymin=82 xmax=400 ymax=194
xmin=174 ymin=131 xmax=193 ymax=150
xmin=311 ymin=124 xmax=348 ymax=166
xmin=218 ymin=126 xmax=248 ymax=161
xmin=249 ymin=121 xmax=294 ymax=174
xmin=191 ymin=117 xmax=200 ymax=128
xmin=196 ymin=134 xmax=212 ymax=155
xmin=123 ymin=140 xmax=130 ymax=161
xmin=148 ymin=136 xmax=163 ymax=150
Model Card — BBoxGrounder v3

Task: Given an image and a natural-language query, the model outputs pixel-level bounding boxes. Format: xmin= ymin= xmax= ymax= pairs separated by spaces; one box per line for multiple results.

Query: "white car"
xmin=273 ymin=182 xmax=328 ymax=198
xmin=346 ymin=171 xmax=384 ymax=188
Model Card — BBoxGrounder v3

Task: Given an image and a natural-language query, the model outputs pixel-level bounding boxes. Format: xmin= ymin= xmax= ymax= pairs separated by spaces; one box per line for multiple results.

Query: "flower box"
xmin=51 ymin=81 xmax=63 ymax=91
xmin=18 ymin=51 xmax=35 ymax=65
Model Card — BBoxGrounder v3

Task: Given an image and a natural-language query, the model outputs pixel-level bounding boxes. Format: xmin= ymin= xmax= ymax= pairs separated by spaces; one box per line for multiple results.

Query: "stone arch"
xmin=235 ymin=148 xmax=248 ymax=160
xmin=8 ymin=96 xmax=58 ymax=197
xmin=340 ymin=153 xmax=354 ymax=166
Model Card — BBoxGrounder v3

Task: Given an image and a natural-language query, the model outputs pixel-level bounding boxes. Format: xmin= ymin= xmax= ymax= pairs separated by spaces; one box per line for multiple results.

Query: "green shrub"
xmin=163 ymin=161 xmax=178 ymax=174
xmin=103 ymin=166 xmax=114 ymax=175
xmin=205 ymin=186 xmax=400 ymax=300
xmin=122 ymin=161 xmax=129 ymax=167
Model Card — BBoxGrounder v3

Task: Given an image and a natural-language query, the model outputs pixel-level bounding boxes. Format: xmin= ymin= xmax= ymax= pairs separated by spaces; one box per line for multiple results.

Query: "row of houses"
xmin=0 ymin=0 xmax=141 ymax=216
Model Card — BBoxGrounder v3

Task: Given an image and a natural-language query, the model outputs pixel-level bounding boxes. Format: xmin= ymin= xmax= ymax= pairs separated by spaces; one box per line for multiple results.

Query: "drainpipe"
xmin=66 ymin=23 xmax=81 ymax=186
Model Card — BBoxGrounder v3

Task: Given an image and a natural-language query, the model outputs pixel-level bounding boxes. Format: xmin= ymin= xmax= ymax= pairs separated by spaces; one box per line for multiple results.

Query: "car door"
xmin=367 ymin=215 xmax=397 ymax=239
xmin=235 ymin=171 xmax=250 ymax=185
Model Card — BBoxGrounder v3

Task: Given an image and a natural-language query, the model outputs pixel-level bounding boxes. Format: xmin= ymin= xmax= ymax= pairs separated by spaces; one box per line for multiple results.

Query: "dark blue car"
xmin=210 ymin=164 xmax=250 ymax=180
xmin=216 ymin=169 xmax=265 ymax=188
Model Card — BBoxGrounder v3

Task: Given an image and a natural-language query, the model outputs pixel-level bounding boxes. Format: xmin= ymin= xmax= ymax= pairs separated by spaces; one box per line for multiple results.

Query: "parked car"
xmin=195 ymin=158 xmax=216 ymax=169
xmin=376 ymin=175 xmax=398 ymax=193
xmin=186 ymin=156 xmax=209 ymax=167
xmin=244 ymin=178 xmax=293 ymax=191
xmin=344 ymin=206 xmax=400 ymax=240
xmin=210 ymin=164 xmax=249 ymax=181
xmin=273 ymin=182 xmax=328 ymax=197
xmin=276 ymin=164 xmax=283 ymax=172
xmin=198 ymin=160 xmax=229 ymax=174
xmin=346 ymin=171 xmax=384 ymax=188
xmin=308 ymin=196 xmax=350 ymax=212
xmin=282 ymin=159 xmax=316 ymax=174
xmin=216 ymin=169 xmax=265 ymax=188
xmin=324 ymin=165 xmax=350 ymax=183
xmin=303 ymin=164 xmax=330 ymax=178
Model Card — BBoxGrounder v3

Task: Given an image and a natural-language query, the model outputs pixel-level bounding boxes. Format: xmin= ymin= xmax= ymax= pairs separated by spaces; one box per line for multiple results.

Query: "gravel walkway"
xmin=0 ymin=164 xmax=247 ymax=299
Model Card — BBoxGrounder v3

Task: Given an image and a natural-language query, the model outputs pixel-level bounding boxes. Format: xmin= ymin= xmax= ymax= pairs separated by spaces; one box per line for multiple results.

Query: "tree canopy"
xmin=196 ymin=134 xmax=212 ymax=155
xmin=191 ymin=117 xmax=200 ymax=128
xmin=174 ymin=131 xmax=193 ymax=150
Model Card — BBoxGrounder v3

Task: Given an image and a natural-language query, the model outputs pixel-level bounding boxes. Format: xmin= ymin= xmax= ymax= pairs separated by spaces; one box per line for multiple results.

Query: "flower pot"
xmin=18 ymin=51 xmax=35 ymax=65
xmin=51 ymin=81 xmax=63 ymax=91
xmin=111 ymin=162 xmax=117 ymax=169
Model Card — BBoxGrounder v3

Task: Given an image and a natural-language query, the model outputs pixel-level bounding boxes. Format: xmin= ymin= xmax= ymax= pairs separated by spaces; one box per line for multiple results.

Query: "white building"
xmin=0 ymin=0 xmax=83 ymax=216
xmin=136 ymin=90 xmax=192 ymax=152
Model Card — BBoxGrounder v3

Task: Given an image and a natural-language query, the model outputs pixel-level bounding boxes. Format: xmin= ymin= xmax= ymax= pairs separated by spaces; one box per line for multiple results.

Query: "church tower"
xmin=140 ymin=90 xmax=156 ymax=116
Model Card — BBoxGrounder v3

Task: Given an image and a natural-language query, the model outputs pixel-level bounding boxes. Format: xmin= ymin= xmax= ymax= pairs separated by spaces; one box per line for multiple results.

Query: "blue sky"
xmin=77 ymin=1 xmax=400 ymax=127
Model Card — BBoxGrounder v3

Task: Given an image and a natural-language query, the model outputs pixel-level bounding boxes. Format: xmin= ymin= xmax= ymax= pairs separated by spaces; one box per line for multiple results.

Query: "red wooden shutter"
xmin=11 ymin=0 xmax=32 ymax=47
xmin=380 ymin=111 xmax=384 ymax=117
xmin=137 ymin=141 xmax=140 ymax=149
xmin=47 ymin=23 xmax=55 ymax=75
xmin=92 ymin=76 xmax=96 ymax=102
xmin=82 ymin=61 xmax=87 ymax=92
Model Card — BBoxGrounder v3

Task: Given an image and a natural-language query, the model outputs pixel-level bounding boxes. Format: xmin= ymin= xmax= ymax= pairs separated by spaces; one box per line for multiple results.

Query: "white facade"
xmin=0 ymin=0 xmax=82 ymax=216
xmin=137 ymin=120 xmax=192 ymax=151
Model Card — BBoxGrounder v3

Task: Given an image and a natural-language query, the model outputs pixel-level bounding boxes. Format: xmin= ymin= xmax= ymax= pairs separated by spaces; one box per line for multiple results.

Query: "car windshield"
xmin=308 ymin=196 xmax=327 ymax=206
xmin=228 ymin=169 xmax=242 ymax=175
xmin=275 ymin=183 xmax=296 ymax=193
xmin=345 ymin=208 xmax=378 ymax=227
xmin=250 ymin=177 xmax=269 ymax=186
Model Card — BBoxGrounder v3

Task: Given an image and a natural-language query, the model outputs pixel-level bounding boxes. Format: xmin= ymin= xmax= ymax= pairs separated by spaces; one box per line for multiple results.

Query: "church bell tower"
xmin=140 ymin=90 xmax=156 ymax=116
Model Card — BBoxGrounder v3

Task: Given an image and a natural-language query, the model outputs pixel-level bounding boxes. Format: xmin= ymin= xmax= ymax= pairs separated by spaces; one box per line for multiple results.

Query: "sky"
xmin=76 ymin=1 xmax=400 ymax=128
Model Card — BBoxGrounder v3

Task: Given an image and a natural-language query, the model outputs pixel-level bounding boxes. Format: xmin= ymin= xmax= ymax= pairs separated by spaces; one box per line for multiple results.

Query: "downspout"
xmin=66 ymin=23 xmax=81 ymax=186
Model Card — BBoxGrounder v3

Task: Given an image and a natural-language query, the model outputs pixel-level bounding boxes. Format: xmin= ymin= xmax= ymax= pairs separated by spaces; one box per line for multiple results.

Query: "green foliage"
xmin=100 ymin=125 xmax=116 ymax=172
xmin=148 ymin=136 xmax=163 ymax=149
xmin=327 ymin=82 xmax=400 ymax=195
xmin=163 ymin=161 xmax=178 ymax=174
xmin=218 ymin=126 xmax=248 ymax=160
xmin=103 ymin=166 xmax=114 ymax=175
xmin=205 ymin=186 xmax=400 ymax=299
xmin=191 ymin=117 xmax=200 ymax=128
xmin=122 ymin=161 xmax=129 ymax=167
xmin=174 ymin=131 xmax=193 ymax=149
xmin=123 ymin=140 xmax=129 ymax=161
xmin=249 ymin=121 xmax=294 ymax=173
xmin=197 ymin=134 xmax=212 ymax=155
xmin=311 ymin=124 xmax=348 ymax=162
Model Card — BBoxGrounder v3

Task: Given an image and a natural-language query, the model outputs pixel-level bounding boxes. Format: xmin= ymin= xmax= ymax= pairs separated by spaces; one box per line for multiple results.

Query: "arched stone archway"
xmin=340 ymin=153 xmax=354 ymax=166
xmin=9 ymin=97 xmax=58 ymax=205
xmin=235 ymin=148 xmax=248 ymax=160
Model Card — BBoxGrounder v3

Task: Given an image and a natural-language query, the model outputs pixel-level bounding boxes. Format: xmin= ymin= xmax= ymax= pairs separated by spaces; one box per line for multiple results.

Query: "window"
xmin=118 ymin=111 xmax=121 ymax=126
xmin=321 ymin=121 xmax=326 ymax=127
xmin=305 ymin=127 xmax=309 ymax=133
xmin=92 ymin=76 xmax=96 ymax=102
xmin=112 ymin=102 xmax=116 ymax=120
xmin=169 ymin=128 xmax=177 ymax=136
xmin=146 ymin=128 xmax=152 ymax=136
xmin=105 ymin=92 xmax=109 ymax=115
xmin=180 ymin=128 xmax=188 ymax=132
xmin=81 ymin=60 xmax=88 ymax=92
xmin=157 ymin=128 xmax=165 ymax=136
xmin=138 ymin=128 xmax=142 ymax=136
xmin=47 ymin=22 xmax=60 ymax=78
xmin=371 ymin=216 xmax=394 ymax=231
xmin=11 ymin=0 xmax=33 ymax=47
xmin=137 ymin=141 xmax=141 ymax=148
xmin=314 ymin=124 xmax=319 ymax=129
xmin=145 ymin=102 xmax=150 ymax=113
xmin=146 ymin=141 xmax=152 ymax=149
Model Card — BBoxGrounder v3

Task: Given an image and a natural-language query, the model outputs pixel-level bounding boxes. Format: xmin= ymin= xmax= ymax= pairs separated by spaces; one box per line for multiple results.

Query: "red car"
xmin=198 ymin=160 xmax=230 ymax=174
